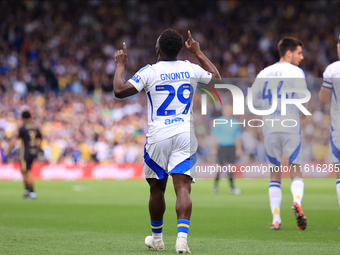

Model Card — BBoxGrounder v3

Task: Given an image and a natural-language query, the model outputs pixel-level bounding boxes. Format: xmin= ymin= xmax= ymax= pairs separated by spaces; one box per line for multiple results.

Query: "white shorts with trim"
xmin=264 ymin=132 xmax=303 ymax=167
xmin=143 ymin=132 xmax=198 ymax=182
xmin=330 ymin=129 xmax=340 ymax=163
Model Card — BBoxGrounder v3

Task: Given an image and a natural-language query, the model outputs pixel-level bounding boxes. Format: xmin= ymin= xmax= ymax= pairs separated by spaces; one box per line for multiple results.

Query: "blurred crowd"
xmin=0 ymin=1 xmax=338 ymax=163
xmin=0 ymin=91 xmax=148 ymax=163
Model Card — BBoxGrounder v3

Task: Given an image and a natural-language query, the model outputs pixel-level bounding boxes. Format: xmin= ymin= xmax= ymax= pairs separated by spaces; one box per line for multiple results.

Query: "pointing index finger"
xmin=188 ymin=30 xmax=192 ymax=39
xmin=123 ymin=42 xmax=127 ymax=54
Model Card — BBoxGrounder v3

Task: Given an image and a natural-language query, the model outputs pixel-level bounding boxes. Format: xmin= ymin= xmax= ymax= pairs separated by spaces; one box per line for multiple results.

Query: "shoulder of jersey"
xmin=257 ymin=68 xmax=267 ymax=77
xmin=258 ymin=62 xmax=304 ymax=77
xmin=261 ymin=62 xmax=282 ymax=72
xmin=278 ymin=62 xmax=305 ymax=77
xmin=325 ymin=60 xmax=340 ymax=72
xmin=153 ymin=60 xmax=188 ymax=65
xmin=292 ymin=65 xmax=305 ymax=77
xmin=139 ymin=60 xmax=188 ymax=70
xmin=136 ymin=64 xmax=152 ymax=73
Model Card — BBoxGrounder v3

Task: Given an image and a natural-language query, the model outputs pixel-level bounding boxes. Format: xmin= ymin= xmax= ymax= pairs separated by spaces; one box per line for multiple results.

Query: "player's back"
xmin=254 ymin=62 xmax=307 ymax=134
xmin=129 ymin=60 xmax=211 ymax=144
xmin=323 ymin=60 xmax=340 ymax=132
xmin=19 ymin=123 xmax=42 ymax=159
xmin=260 ymin=62 xmax=305 ymax=79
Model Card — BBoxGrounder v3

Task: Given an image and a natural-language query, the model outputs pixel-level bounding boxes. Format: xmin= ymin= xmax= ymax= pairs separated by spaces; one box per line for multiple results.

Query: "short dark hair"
xmin=278 ymin=37 xmax=303 ymax=57
xmin=159 ymin=29 xmax=183 ymax=58
xmin=22 ymin=111 xmax=31 ymax=119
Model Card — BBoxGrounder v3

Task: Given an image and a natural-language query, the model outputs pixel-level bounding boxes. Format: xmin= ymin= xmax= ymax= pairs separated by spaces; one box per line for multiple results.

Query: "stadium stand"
xmin=0 ymin=1 xmax=338 ymax=163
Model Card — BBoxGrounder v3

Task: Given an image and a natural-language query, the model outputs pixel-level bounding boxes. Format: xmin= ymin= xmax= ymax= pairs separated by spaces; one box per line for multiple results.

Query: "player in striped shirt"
xmin=319 ymin=36 xmax=340 ymax=229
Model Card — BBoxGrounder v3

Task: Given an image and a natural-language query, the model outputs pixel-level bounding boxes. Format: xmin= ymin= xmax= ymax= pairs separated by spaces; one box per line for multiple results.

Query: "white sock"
xmin=291 ymin=177 xmax=304 ymax=206
xmin=152 ymin=233 xmax=162 ymax=240
xmin=269 ymin=181 xmax=282 ymax=224
xmin=177 ymin=232 xmax=188 ymax=241
xmin=336 ymin=178 xmax=340 ymax=206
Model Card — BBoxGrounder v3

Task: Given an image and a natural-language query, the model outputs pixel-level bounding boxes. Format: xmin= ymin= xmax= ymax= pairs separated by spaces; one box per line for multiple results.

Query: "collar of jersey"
xmin=157 ymin=59 xmax=178 ymax=62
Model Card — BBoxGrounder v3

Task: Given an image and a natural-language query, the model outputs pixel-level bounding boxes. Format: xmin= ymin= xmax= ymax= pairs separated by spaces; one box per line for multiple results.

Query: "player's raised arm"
xmin=113 ymin=42 xmax=139 ymax=99
xmin=185 ymin=30 xmax=222 ymax=84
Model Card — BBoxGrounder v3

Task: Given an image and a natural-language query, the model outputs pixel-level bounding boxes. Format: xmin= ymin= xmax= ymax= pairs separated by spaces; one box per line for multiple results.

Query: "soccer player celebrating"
xmin=6 ymin=111 xmax=42 ymax=199
xmin=114 ymin=29 xmax=221 ymax=253
xmin=319 ymin=36 xmax=340 ymax=229
xmin=249 ymin=37 xmax=308 ymax=230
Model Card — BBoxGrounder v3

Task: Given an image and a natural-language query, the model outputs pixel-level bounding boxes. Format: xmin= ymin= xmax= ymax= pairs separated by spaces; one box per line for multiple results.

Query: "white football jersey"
xmin=129 ymin=60 xmax=212 ymax=144
xmin=323 ymin=61 xmax=340 ymax=133
xmin=250 ymin=62 xmax=308 ymax=135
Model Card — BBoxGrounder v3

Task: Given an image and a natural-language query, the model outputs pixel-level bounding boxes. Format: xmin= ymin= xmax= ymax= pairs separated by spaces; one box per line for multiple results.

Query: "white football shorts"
xmin=330 ymin=129 xmax=340 ymax=163
xmin=264 ymin=132 xmax=303 ymax=167
xmin=143 ymin=132 xmax=198 ymax=182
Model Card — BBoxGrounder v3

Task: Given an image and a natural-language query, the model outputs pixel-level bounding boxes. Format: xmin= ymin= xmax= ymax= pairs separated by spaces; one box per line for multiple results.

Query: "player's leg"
xmin=290 ymin=166 xmax=306 ymax=230
xmin=284 ymin=134 xmax=306 ymax=230
xmin=336 ymin=169 xmax=340 ymax=207
xmin=265 ymin=133 xmax=283 ymax=229
xmin=330 ymin=130 xmax=340 ymax=204
xmin=290 ymin=165 xmax=304 ymax=207
xmin=147 ymin=178 xmax=168 ymax=221
xmin=269 ymin=167 xmax=282 ymax=229
xmin=21 ymin=171 xmax=30 ymax=198
xmin=336 ymin=165 xmax=340 ymax=231
xmin=227 ymin=171 xmax=242 ymax=195
xmin=143 ymin=138 xmax=171 ymax=251
xmin=146 ymin=177 xmax=168 ymax=240
xmin=213 ymin=145 xmax=224 ymax=194
xmin=173 ymin=174 xmax=192 ymax=220
xmin=213 ymin=170 xmax=220 ymax=194
xmin=26 ymin=171 xmax=36 ymax=197
xmin=172 ymin=174 xmax=192 ymax=253
xmin=329 ymin=130 xmax=340 ymax=229
xmin=168 ymin=133 xmax=197 ymax=253
xmin=20 ymin=159 xmax=30 ymax=198
xmin=145 ymin=178 xmax=167 ymax=251
xmin=226 ymin=145 xmax=240 ymax=194
xmin=287 ymin=137 xmax=304 ymax=207
xmin=25 ymin=159 xmax=36 ymax=198
xmin=227 ymin=171 xmax=235 ymax=191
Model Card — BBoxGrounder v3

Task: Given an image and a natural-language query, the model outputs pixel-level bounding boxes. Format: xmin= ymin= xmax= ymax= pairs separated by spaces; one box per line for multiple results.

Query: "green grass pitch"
xmin=0 ymin=178 xmax=339 ymax=254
